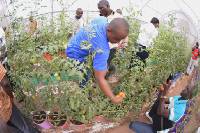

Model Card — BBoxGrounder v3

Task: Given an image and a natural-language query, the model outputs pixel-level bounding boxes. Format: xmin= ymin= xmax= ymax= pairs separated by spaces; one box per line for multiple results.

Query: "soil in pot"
xmin=48 ymin=112 xmax=67 ymax=127
xmin=32 ymin=111 xmax=47 ymax=124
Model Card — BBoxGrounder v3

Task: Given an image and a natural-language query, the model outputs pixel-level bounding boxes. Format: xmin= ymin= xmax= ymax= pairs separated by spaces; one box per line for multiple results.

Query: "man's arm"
xmin=94 ymin=70 xmax=123 ymax=104
xmin=157 ymin=97 xmax=170 ymax=118
xmin=157 ymin=83 xmax=170 ymax=118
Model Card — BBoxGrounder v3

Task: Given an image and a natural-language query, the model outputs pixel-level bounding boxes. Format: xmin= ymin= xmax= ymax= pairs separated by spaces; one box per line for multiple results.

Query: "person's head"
xmin=116 ymin=9 xmax=122 ymax=15
xmin=180 ymin=86 xmax=192 ymax=99
xmin=98 ymin=0 xmax=111 ymax=17
xmin=166 ymin=74 xmax=173 ymax=84
xmin=195 ymin=42 xmax=199 ymax=48
xmin=29 ymin=16 xmax=34 ymax=22
xmin=150 ymin=17 xmax=159 ymax=28
xmin=75 ymin=8 xmax=83 ymax=19
xmin=107 ymin=18 xmax=129 ymax=43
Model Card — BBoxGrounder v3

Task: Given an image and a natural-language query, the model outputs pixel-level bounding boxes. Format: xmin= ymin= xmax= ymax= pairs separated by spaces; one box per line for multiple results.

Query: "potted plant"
xmin=32 ymin=111 xmax=53 ymax=129
xmin=48 ymin=112 xmax=67 ymax=127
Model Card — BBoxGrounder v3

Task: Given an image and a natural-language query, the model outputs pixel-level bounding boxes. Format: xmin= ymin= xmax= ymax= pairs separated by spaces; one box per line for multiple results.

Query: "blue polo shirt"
xmin=66 ymin=17 xmax=110 ymax=71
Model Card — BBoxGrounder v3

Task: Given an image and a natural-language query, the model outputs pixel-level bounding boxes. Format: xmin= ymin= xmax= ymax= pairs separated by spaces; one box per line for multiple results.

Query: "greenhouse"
xmin=0 ymin=0 xmax=200 ymax=132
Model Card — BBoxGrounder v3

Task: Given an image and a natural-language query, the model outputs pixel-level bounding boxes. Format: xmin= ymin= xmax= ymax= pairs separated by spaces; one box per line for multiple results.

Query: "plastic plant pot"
xmin=43 ymin=52 xmax=53 ymax=62
xmin=59 ymin=121 xmax=70 ymax=130
xmin=48 ymin=112 xmax=67 ymax=127
xmin=32 ymin=111 xmax=53 ymax=129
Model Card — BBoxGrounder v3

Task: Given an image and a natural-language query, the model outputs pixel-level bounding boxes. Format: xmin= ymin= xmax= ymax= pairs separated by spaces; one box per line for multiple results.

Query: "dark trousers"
xmin=129 ymin=121 xmax=154 ymax=133
xmin=129 ymin=44 xmax=149 ymax=69
xmin=106 ymin=48 xmax=117 ymax=78
xmin=67 ymin=58 xmax=91 ymax=88
xmin=79 ymin=67 xmax=91 ymax=88
xmin=149 ymin=98 xmax=174 ymax=132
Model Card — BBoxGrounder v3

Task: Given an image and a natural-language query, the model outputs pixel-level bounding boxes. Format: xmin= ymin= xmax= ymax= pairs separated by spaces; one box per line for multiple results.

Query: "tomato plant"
xmin=6 ymin=9 xmax=190 ymax=124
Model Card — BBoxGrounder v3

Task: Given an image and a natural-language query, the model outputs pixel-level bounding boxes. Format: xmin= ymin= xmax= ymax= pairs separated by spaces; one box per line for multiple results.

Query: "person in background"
xmin=28 ymin=16 xmax=37 ymax=35
xmin=136 ymin=17 xmax=159 ymax=61
xmin=66 ymin=17 xmax=129 ymax=104
xmin=97 ymin=0 xmax=128 ymax=79
xmin=129 ymin=17 xmax=159 ymax=69
xmin=98 ymin=0 xmax=122 ymax=22
xmin=186 ymin=42 xmax=200 ymax=75
xmin=129 ymin=82 xmax=192 ymax=133
xmin=71 ymin=8 xmax=85 ymax=36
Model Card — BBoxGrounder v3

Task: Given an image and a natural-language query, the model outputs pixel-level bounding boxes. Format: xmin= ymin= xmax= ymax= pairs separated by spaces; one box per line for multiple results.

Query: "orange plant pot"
xmin=43 ymin=52 xmax=53 ymax=62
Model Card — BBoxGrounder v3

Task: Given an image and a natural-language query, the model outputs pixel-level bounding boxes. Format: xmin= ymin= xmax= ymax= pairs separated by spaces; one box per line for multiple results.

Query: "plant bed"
xmin=7 ymin=11 xmax=191 ymax=132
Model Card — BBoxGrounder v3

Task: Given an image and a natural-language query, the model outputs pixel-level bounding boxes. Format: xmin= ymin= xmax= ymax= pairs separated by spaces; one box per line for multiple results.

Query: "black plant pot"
xmin=48 ymin=112 xmax=67 ymax=127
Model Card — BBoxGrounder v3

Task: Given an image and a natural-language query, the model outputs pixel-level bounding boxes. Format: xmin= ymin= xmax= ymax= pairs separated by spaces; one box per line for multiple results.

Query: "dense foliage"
xmin=7 ymin=12 xmax=190 ymax=123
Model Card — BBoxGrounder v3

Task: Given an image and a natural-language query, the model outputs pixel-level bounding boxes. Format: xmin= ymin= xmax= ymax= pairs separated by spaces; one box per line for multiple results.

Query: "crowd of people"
xmin=0 ymin=0 xmax=199 ymax=132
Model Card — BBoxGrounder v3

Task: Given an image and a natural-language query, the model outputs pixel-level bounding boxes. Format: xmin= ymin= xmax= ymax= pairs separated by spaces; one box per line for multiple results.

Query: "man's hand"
xmin=117 ymin=36 xmax=128 ymax=49
xmin=111 ymin=95 xmax=123 ymax=104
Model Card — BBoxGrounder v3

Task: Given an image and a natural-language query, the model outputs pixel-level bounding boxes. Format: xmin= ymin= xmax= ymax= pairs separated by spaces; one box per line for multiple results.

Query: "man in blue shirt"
xmin=66 ymin=17 xmax=129 ymax=104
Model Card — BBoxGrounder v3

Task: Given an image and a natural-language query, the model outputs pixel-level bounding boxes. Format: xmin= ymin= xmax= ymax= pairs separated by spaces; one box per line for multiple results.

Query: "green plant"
xmin=7 ymin=7 xmax=190 ymax=124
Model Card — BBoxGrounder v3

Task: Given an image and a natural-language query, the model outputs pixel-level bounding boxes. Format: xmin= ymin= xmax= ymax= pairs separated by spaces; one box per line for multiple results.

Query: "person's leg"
xmin=136 ymin=50 xmax=149 ymax=61
xmin=68 ymin=58 xmax=91 ymax=89
xmin=79 ymin=67 xmax=91 ymax=88
xmin=129 ymin=121 xmax=154 ymax=133
xmin=106 ymin=48 xmax=117 ymax=78
xmin=149 ymin=98 xmax=160 ymax=117
xmin=135 ymin=45 xmax=149 ymax=70
xmin=151 ymin=114 xmax=174 ymax=132
xmin=129 ymin=51 xmax=137 ymax=69
xmin=107 ymin=48 xmax=117 ymax=67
